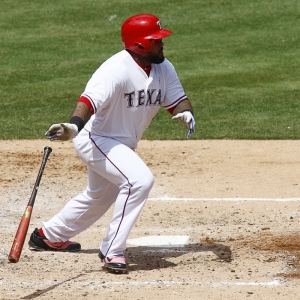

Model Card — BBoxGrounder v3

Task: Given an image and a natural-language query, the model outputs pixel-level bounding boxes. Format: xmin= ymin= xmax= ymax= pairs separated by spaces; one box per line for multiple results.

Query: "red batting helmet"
xmin=121 ymin=14 xmax=172 ymax=55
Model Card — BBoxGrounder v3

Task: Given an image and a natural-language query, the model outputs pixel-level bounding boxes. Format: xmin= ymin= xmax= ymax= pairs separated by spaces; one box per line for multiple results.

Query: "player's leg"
xmin=29 ymin=129 xmax=119 ymax=250
xmin=29 ymin=166 xmax=119 ymax=251
xmin=41 ymin=167 xmax=119 ymax=242
xmin=87 ymin=135 xmax=154 ymax=263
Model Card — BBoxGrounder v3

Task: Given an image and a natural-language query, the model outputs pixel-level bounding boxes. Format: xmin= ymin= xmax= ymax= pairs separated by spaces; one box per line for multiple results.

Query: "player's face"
xmin=144 ymin=39 xmax=165 ymax=64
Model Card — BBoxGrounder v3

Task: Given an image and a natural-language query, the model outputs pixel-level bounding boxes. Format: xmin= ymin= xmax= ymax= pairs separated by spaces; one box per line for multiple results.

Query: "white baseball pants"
xmin=42 ymin=129 xmax=154 ymax=257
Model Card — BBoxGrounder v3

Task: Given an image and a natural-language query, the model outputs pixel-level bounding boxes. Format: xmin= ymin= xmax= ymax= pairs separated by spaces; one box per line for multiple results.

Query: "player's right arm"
xmin=162 ymin=60 xmax=195 ymax=138
xmin=45 ymin=97 xmax=93 ymax=141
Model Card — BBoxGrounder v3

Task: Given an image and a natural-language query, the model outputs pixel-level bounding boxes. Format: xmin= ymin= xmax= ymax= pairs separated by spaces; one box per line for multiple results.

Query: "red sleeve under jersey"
xmin=167 ymin=106 xmax=175 ymax=115
xmin=167 ymin=98 xmax=188 ymax=115
xmin=78 ymin=96 xmax=95 ymax=115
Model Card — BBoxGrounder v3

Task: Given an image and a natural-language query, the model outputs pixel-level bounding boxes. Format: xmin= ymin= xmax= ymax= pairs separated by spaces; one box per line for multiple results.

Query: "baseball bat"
xmin=8 ymin=146 xmax=52 ymax=263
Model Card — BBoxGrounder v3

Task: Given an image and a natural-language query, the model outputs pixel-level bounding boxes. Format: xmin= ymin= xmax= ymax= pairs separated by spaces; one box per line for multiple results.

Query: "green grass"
xmin=1 ymin=0 xmax=300 ymax=139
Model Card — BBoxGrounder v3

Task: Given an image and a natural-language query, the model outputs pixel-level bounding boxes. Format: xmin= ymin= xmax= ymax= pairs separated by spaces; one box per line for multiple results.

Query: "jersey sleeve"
xmin=80 ymin=69 xmax=122 ymax=114
xmin=161 ymin=60 xmax=187 ymax=110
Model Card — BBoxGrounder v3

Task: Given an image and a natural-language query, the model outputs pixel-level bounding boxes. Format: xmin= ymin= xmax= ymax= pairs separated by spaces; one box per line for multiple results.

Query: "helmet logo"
xmin=157 ymin=20 xmax=162 ymax=29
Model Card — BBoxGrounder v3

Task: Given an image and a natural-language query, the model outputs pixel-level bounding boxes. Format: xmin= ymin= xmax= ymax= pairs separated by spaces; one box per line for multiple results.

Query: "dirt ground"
xmin=1 ymin=139 xmax=300 ymax=300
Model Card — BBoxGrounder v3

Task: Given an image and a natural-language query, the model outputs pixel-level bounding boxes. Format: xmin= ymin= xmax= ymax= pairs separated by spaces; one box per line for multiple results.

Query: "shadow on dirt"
xmin=21 ymin=242 xmax=231 ymax=299
xmin=126 ymin=242 xmax=232 ymax=271
xmin=20 ymin=273 xmax=87 ymax=300
xmin=81 ymin=241 xmax=232 ymax=270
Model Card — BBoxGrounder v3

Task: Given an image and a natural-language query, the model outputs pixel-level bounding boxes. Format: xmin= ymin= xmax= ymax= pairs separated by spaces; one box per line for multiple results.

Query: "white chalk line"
xmin=148 ymin=197 xmax=300 ymax=202
xmin=0 ymin=279 xmax=283 ymax=288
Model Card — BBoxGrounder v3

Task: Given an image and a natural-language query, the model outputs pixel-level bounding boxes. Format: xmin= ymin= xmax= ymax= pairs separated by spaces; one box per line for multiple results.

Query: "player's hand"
xmin=172 ymin=111 xmax=195 ymax=138
xmin=45 ymin=123 xmax=78 ymax=141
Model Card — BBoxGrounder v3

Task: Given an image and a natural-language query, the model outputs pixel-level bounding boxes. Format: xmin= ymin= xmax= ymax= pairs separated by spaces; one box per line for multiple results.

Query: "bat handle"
xmin=28 ymin=146 xmax=52 ymax=207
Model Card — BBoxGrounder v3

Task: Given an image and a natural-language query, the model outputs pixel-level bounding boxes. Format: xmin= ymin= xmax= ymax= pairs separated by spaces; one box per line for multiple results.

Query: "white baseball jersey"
xmin=81 ymin=50 xmax=187 ymax=149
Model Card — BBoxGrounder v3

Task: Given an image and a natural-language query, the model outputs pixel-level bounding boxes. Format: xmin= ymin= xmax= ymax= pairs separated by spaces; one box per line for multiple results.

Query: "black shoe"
xmin=28 ymin=228 xmax=81 ymax=252
xmin=99 ymin=251 xmax=127 ymax=273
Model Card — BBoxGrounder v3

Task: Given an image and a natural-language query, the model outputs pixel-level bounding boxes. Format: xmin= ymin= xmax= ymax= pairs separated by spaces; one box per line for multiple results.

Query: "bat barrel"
xmin=8 ymin=206 xmax=33 ymax=263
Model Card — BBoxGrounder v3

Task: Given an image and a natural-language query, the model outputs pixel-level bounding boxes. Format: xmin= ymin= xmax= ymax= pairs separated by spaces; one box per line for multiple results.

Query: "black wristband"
xmin=70 ymin=116 xmax=85 ymax=132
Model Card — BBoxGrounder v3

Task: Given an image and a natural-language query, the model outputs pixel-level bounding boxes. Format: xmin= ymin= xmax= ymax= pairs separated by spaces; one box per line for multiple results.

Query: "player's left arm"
xmin=171 ymin=98 xmax=195 ymax=138
xmin=69 ymin=101 xmax=93 ymax=130
xmin=171 ymin=98 xmax=193 ymax=116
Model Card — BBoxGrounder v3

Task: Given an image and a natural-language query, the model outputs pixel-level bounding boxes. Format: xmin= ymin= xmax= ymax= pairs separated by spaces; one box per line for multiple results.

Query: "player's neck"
xmin=127 ymin=50 xmax=152 ymax=74
xmin=134 ymin=59 xmax=151 ymax=75
xmin=126 ymin=50 xmax=150 ymax=66
xmin=133 ymin=57 xmax=151 ymax=68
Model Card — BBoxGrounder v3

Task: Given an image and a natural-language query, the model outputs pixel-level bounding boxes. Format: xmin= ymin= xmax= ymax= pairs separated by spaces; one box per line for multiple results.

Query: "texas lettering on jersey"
xmin=124 ymin=89 xmax=161 ymax=108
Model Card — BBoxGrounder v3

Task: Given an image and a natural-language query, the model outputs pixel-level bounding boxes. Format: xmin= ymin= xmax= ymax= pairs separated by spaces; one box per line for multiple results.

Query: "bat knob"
xmin=44 ymin=146 xmax=52 ymax=153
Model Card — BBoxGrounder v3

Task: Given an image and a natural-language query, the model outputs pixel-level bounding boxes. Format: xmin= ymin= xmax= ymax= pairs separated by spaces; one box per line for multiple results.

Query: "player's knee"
xmin=132 ymin=170 xmax=154 ymax=195
xmin=143 ymin=172 xmax=154 ymax=192
xmin=84 ymin=189 xmax=102 ymax=201
xmin=142 ymin=172 xmax=154 ymax=194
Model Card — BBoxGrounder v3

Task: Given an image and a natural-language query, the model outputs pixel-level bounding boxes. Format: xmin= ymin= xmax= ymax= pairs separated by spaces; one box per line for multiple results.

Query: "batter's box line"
xmin=148 ymin=197 xmax=300 ymax=202
xmin=0 ymin=278 xmax=283 ymax=288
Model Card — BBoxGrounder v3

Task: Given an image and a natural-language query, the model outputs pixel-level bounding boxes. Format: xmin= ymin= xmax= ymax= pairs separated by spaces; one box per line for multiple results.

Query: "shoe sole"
xmin=104 ymin=264 xmax=128 ymax=274
xmin=28 ymin=240 xmax=81 ymax=252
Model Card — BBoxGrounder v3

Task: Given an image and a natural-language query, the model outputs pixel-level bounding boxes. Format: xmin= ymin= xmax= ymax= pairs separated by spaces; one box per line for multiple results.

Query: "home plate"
xmin=127 ymin=236 xmax=189 ymax=247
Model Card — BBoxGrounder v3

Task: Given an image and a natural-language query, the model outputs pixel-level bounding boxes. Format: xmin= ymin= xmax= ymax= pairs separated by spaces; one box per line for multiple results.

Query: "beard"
xmin=151 ymin=56 xmax=165 ymax=64
xmin=145 ymin=49 xmax=165 ymax=64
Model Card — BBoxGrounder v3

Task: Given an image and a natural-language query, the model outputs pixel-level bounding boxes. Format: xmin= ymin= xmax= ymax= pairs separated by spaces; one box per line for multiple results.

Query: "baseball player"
xmin=28 ymin=14 xmax=195 ymax=273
